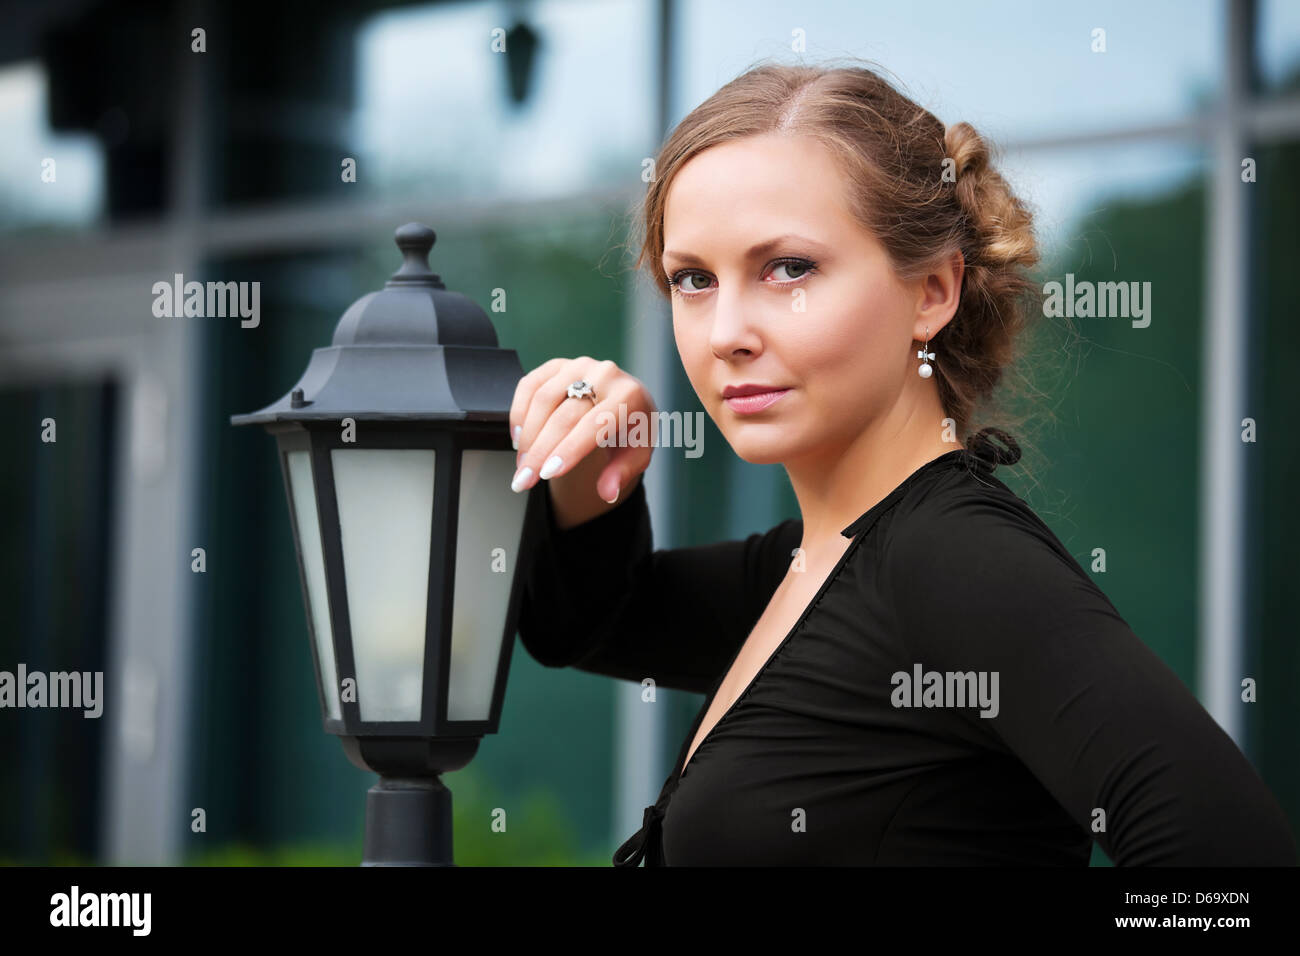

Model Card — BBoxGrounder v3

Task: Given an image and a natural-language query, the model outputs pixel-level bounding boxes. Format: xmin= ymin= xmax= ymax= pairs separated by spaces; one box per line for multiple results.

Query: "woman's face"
xmin=663 ymin=132 xmax=929 ymax=467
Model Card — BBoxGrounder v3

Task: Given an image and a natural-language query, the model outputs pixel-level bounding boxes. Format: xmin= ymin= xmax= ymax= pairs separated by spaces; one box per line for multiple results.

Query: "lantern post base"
xmin=361 ymin=775 xmax=454 ymax=867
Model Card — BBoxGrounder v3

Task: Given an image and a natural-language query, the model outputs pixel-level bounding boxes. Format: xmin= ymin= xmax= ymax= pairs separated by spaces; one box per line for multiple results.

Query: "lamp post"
xmin=231 ymin=223 xmax=540 ymax=866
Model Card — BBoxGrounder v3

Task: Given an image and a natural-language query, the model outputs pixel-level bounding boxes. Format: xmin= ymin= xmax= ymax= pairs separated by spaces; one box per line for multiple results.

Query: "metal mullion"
xmin=1198 ymin=0 xmax=1256 ymax=745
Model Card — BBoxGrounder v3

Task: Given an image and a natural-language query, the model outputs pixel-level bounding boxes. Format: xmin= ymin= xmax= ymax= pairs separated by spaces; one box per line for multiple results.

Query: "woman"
xmin=508 ymin=60 xmax=1296 ymax=866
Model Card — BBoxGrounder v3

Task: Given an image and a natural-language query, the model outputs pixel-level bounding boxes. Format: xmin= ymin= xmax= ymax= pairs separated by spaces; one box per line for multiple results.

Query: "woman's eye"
xmin=770 ymin=259 xmax=814 ymax=281
xmin=669 ymin=271 xmax=713 ymax=295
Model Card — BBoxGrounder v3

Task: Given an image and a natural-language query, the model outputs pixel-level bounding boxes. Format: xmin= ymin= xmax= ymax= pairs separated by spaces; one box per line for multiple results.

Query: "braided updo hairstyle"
xmin=634 ymin=57 xmax=1043 ymax=465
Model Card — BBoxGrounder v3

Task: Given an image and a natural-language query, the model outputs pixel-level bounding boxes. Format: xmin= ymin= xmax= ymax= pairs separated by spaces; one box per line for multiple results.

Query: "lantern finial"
xmin=388 ymin=222 xmax=445 ymax=289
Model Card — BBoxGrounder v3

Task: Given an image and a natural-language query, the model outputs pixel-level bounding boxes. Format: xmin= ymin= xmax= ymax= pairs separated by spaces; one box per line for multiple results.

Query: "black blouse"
xmin=515 ymin=436 xmax=1297 ymax=866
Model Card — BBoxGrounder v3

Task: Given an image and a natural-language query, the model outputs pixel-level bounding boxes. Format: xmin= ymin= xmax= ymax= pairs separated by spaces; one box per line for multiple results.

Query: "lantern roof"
xmin=230 ymin=222 xmax=523 ymax=426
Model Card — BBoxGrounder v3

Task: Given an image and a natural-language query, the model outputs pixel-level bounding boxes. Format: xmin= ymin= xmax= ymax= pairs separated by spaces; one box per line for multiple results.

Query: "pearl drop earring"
xmin=917 ymin=327 xmax=935 ymax=379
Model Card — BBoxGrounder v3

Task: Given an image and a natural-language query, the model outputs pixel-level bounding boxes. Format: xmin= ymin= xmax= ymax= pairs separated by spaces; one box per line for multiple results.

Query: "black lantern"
xmin=231 ymin=223 xmax=541 ymax=866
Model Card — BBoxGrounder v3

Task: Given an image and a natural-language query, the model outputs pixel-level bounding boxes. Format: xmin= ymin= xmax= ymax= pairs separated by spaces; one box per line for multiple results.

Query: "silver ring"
xmin=566 ymin=379 xmax=597 ymax=406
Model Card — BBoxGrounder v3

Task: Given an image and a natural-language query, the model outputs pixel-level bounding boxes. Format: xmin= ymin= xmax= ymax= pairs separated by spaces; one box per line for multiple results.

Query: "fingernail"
xmin=603 ymin=484 xmax=620 ymax=505
xmin=512 ymin=425 xmax=521 ymax=450
xmin=510 ymin=466 xmax=533 ymax=493
xmin=539 ymin=455 xmax=563 ymax=480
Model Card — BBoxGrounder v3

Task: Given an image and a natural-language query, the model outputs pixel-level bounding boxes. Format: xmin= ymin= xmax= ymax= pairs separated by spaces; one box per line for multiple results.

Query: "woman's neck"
xmin=784 ymin=399 xmax=960 ymax=547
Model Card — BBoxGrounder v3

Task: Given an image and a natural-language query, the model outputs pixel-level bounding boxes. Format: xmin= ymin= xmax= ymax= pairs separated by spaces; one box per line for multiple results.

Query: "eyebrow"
xmin=662 ymin=234 xmax=830 ymax=270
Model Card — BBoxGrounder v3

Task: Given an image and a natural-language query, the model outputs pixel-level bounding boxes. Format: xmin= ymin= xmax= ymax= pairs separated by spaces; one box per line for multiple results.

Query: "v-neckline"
xmin=673 ymin=450 xmax=964 ymax=782
xmin=675 ymin=526 xmax=865 ymax=781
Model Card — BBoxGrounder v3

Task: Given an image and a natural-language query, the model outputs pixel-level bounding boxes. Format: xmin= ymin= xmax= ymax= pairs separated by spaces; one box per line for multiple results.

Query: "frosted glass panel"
xmin=448 ymin=450 xmax=529 ymax=721
xmin=286 ymin=451 xmax=341 ymax=721
xmin=331 ymin=448 xmax=435 ymax=722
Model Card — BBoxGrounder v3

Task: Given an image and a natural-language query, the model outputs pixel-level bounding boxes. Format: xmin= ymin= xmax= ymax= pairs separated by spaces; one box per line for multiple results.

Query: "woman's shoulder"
xmin=882 ymin=448 xmax=1086 ymax=587
xmin=894 ymin=457 xmax=1047 ymax=535
xmin=879 ymin=449 xmax=1132 ymax=659
xmin=748 ymin=515 xmax=803 ymax=578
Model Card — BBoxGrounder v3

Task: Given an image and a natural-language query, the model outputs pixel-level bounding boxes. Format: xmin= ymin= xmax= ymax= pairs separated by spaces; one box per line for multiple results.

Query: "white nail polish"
xmin=512 ymin=425 xmax=521 ymax=450
xmin=510 ymin=466 xmax=533 ymax=493
xmin=539 ymin=455 xmax=563 ymax=480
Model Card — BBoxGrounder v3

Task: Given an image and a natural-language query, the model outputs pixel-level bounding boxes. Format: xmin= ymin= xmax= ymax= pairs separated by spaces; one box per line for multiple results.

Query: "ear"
xmin=911 ymin=249 xmax=964 ymax=342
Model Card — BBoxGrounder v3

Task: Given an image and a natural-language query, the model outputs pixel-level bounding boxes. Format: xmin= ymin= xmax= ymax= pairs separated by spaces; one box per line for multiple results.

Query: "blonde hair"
xmin=633 ymin=56 xmax=1043 ymax=452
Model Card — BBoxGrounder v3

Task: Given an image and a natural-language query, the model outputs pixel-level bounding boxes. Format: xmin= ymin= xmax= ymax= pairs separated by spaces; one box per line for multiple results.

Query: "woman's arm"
xmin=886 ymin=488 xmax=1297 ymax=866
xmin=516 ymin=475 xmax=801 ymax=696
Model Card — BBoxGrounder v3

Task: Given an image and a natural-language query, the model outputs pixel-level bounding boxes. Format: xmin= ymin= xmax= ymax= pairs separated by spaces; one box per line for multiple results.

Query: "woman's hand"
xmin=509 ymin=357 xmax=657 ymax=530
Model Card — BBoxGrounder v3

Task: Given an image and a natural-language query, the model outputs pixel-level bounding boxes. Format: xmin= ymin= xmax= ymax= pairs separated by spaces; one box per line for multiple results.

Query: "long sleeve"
xmin=516 ymin=475 xmax=801 ymax=695
xmin=885 ymin=487 xmax=1298 ymax=866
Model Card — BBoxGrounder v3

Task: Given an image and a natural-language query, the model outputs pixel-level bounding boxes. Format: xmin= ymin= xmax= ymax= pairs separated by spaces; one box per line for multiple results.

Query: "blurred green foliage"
xmin=182 ymin=763 xmax=617 ymax=866
xmin=1 ymin=765 xmax=612 ymax=866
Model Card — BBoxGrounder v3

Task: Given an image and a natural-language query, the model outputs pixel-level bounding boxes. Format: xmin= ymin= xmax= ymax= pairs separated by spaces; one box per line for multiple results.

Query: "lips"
xmin=722 ymin=383 xmax=788 ymax=398
xmin=723 ymin=388 xmax=790 ymax=414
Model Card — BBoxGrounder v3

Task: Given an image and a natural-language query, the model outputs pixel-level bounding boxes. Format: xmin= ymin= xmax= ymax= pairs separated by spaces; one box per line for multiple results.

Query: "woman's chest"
xmin=664 ymin=565 xmax=998 ymax=804
xmin=654 ymin=547 xmax=1016 ymax=864
xmin=681 ymin=559 xmax=843 ymax=769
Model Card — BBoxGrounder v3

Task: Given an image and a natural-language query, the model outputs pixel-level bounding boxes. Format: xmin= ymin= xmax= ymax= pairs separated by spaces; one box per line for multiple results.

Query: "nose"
xmin=708 ymin=279 xmax=762 ymax=360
